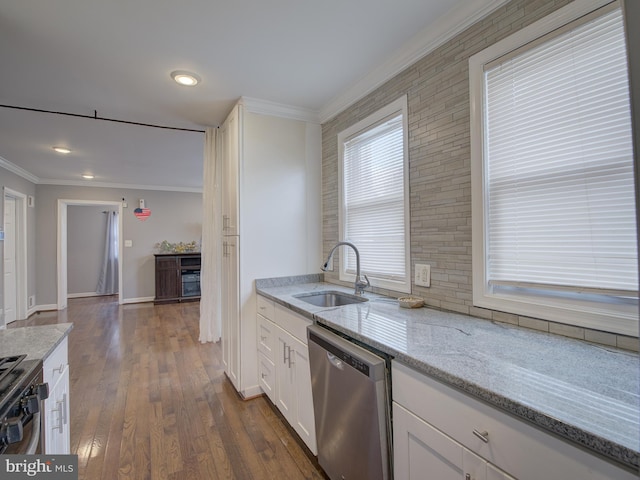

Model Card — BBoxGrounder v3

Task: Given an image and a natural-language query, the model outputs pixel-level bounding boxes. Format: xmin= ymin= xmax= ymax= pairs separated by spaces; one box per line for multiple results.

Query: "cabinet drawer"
xmin=274 ymin=304 xmax=311 ymax=344
xmin=257 ymin=314 xmax=276 ymax=362
xmin=392 ymin=361 xmax=636 ymax=480
xmin=257 ymin=295 xmax=275 ymax=320
xmin=258 ymin=352 xmax=276 ymax=403
xmin=43 ymin=336 xmax=69 ymax=386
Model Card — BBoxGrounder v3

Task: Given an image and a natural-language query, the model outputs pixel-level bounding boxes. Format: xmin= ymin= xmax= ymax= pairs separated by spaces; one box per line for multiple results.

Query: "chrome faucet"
xmin=321 ymin=241 xmax=370 ymax=295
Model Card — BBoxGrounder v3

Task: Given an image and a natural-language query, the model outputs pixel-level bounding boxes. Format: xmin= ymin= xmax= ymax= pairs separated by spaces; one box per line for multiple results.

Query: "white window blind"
xmin=484 ymin=5 xmax=637 ymax=295
xmin=342 ymin=112 xmax=406 ymax=282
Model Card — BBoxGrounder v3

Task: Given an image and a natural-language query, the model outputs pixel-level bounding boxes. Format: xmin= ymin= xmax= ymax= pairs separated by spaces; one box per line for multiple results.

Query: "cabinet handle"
xmin=472 ymin=429 xmax=489 ymax=443
xmin=53 ymin=364 xmax=65 ymax=375
xmin=283 ymin=343 xmax=289 ymax=364
xmin=465 ymin=475 xmax=471 ymax=480
xmin=261 ymin=373 xmax=267 ymax=379
xmin=52 ymin=402 xmax=64 ymax=432
xmin=288 ymin=348 xmax=295 ymax=368
xmin=61 ymin=393 xmax=68 ymax=426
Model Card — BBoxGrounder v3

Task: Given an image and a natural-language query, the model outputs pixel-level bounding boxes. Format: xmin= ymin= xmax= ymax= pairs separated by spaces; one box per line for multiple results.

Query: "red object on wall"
xmin=134 ymin=207 xmax=151 ymax=221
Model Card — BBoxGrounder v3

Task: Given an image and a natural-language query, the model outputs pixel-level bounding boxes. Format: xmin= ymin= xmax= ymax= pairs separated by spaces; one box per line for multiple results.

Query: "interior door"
xmin=3 ymin=195 xmax=16 ymax=324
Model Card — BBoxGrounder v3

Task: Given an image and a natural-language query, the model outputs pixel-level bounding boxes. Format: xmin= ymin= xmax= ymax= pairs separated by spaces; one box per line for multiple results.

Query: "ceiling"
xmin=0 ymin=0 xmax=502 ymax=191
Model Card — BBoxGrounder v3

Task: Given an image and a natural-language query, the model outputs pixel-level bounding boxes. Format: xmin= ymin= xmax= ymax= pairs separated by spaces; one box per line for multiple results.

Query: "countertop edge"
xmin=0 ymin=323 xmax=74 ymax=362
xmin=256 ymin=279 xmax=639 ymax=472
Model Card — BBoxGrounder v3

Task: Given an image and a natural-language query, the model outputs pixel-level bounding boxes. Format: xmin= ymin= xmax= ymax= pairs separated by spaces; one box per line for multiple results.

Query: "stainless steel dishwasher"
xmin=307 ymin=324 xmax=391 ymax=480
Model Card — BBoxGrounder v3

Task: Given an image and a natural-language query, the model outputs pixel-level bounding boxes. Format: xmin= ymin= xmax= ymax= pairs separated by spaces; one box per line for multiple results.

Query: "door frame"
xmin=3 ymin=188 xmax=28 ymax=321
xmin=57 ymin=199 xmax=124 ymax=310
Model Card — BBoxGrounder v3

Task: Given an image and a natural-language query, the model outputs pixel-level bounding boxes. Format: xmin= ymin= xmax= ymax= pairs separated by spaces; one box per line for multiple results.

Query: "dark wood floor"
xmin=11 ymin=296 xmax=326 ymax=480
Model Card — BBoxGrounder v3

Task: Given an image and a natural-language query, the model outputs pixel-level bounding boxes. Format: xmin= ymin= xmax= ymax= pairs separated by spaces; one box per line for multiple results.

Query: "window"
xmin=469 ymin=1 xmax=638 ymax=336
xmin=338 ymin=96 xmax=410 ymax=293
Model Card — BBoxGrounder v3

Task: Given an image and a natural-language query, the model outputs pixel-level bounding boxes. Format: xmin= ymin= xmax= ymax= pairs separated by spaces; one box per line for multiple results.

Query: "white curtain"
xmin=199 ymin=127 xmax=221 ymax=343
xmin=96 ymin=211 xmax=119 ymax=295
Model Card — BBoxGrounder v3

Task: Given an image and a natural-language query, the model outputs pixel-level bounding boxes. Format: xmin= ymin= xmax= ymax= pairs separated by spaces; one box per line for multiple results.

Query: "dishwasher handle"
xmin=327 ymin=352 xmax=344 ymax=370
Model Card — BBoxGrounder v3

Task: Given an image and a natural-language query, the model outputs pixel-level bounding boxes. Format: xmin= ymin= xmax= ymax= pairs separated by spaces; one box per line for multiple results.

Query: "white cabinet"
xmin=221 ymin=236 xmax=240 ymax=390
xmin=394 ymin=402 xmax=514 ymax=480
xmin=256 ymin=296 xmax=317 ymax=454
xmin=218 ymin=98 xmax=321 ymax=398
xmin=393 ymin=361 xmax=636 ymax=480
xmin=220 ymin=104 xmax=240 ymax=237
xmin=42 ymin=336 xmax=70 ymax=454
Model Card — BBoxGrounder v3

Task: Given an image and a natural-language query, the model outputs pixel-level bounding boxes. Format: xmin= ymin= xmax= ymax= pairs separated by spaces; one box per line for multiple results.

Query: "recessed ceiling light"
xmin=82 ymin=174 xmax=94 ymax=180
xmin=53 ymin=146 xmax=71 ymax=154
xmin=170 ymin=70 xmax=200 ymax=87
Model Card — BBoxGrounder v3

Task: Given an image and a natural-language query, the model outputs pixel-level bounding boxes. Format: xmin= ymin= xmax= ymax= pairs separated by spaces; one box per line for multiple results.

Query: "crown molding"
xmin=319 ymin=0 xmax=510 ymax=123
xmin=239 ymin=96 xmax=320 ymax=123
xmin=0 ymin=158 xmax=202 ymax=192
xmin=36 ymin=178 xmax=202 ymax=193
xmin=0 ymin=156 xmax=40 ymax=184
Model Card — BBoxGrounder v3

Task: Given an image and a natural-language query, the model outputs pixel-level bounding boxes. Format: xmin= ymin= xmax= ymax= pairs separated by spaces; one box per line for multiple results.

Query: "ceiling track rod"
xmin=0 ymin=104 xmax=206 ymax=133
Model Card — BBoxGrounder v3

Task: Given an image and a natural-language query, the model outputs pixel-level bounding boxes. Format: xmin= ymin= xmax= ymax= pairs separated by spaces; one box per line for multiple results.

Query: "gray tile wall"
xmin=321 ymin=0 xmax=638 ymax=351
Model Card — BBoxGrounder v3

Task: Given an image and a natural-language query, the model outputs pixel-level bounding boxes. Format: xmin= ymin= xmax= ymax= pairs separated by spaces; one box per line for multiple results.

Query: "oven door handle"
xmin=24 ymin=412 xmax=41 ymax=455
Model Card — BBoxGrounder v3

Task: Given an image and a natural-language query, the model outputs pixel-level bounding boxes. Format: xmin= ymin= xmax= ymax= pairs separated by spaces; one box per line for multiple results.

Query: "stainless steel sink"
xmin=293 ymin=290 xmax=369 ymax=307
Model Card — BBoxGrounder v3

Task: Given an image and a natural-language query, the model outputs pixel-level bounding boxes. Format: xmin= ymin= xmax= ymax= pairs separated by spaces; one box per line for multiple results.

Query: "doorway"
xmin=57 ymin=199 xmax=123 ymax=310
xmin=3 ymin=188 xmax=28 ymax=324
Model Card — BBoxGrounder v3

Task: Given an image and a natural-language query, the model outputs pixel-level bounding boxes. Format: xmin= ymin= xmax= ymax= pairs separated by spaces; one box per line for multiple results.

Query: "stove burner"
xmin=0 ymin=355 xmax=26 ymax=386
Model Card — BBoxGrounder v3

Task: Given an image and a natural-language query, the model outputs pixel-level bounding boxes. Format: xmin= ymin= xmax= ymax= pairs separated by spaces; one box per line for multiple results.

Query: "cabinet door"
xmin=221 ymin=238 xmax=240 ymax=389
xmin=394 ymin=401 xmax=489 ymax=480
xmin=45 ymin=366 xmax=70 ymax=454
xmin=273 ymin=325 xmax=317 ymax=455
xmin=220 ymin=105 xmax=240 ymax=236
xmin=291 ymin=337 xmax=317 ymax=455
xmin=275 ymin=328 xmax=295 ymax=421
xmin=155 ymin=256 xmax=180 ymax=300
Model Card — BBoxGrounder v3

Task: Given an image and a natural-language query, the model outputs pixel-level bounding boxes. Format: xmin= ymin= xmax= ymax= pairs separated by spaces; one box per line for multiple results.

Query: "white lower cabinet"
xmin=256 ymin=296 xmax=317 ymax=455
xmin=42 ymin=337 xmax=71 ymax=454
xmin=393 ymin=361 xmax=636 ymax=480
xmin=394 ymin=402 xmax=514 ymax=480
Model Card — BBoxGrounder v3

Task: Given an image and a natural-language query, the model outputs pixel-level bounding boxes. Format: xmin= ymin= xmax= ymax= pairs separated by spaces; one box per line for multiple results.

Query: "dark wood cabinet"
xmin=154 ymin=253 xmax=201 ymax=304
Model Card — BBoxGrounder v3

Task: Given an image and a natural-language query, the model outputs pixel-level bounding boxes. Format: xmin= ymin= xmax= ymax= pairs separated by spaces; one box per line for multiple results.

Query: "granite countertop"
xmin=0 ymin=323 xmax=74 ymax=361
xmin=256 ymin=275 xmax=639 ymax=471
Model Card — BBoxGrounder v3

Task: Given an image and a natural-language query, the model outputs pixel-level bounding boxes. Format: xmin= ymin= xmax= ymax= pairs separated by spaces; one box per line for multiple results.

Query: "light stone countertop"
xmin=0 ymin=323 xmax=73 ymax=361
xmin=255 ymin=275 xmax=639 ymax=472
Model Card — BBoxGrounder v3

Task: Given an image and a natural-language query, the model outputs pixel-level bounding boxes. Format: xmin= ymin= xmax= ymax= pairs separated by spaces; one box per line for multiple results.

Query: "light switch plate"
xmin=124 ymin=240 xmax=133 ymax=247
xmin=415 ymin=264 xmax=431 ymax=287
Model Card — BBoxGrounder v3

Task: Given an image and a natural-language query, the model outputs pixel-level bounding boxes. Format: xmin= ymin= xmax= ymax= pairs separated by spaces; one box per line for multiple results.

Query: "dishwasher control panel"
xmin=309 ymin=329 xmax=373 ymax=376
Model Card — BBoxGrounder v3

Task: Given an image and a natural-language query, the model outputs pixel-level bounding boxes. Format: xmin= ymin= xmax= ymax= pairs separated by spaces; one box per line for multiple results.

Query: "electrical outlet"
xmin=415 ymin=264 xmax=431 ymax=287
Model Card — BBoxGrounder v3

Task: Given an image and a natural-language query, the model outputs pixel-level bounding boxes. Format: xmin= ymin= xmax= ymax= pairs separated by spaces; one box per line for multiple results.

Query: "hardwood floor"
xmin=11 ymin=296 xmax=326 ymax=480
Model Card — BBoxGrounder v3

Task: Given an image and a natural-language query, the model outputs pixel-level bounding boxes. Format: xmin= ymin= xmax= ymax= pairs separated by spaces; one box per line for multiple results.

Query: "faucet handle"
xmin=355 ymin=274 xmax=370 ymax=294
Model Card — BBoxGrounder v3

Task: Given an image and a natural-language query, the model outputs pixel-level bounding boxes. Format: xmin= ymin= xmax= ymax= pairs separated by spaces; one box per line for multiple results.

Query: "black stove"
xmin=0 ymin=354 xmax=48 ymax=454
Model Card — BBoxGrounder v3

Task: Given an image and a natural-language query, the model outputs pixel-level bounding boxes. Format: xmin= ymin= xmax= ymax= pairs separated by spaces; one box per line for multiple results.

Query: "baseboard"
xmin=67 ymin=292 xmax=101 ymax=299
xmin=28 ymin=304 xmax=57 ymax=317
xmin=121 ymin=296 xmax=155 ymax=305
xmin=241 ymin=385 xmax=264 ymax=400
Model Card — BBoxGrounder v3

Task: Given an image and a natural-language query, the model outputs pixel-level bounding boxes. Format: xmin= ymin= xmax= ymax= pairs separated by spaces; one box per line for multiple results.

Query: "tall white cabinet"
xmin=219 ymin=98 xmax=321 ymax=398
